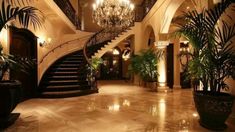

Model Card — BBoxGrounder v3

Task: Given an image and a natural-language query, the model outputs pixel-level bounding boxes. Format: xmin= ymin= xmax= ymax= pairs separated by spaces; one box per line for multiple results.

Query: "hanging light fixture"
xmin=92 ymin=0 xmax=135 ymax=30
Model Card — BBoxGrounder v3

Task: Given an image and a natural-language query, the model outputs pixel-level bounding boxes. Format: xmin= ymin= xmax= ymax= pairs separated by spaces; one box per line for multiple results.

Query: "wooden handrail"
xmin=39 ymin=34 xmax=92 ymax=64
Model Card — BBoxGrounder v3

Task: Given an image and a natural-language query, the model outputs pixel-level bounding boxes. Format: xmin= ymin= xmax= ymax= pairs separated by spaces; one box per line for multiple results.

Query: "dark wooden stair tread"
xmin=46 ymin=85 xmax=86 ymax=89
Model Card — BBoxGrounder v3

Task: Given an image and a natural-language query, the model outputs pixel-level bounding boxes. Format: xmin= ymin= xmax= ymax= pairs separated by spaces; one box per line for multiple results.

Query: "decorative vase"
xmin=193 ymin=91 xmax=234 ymax=130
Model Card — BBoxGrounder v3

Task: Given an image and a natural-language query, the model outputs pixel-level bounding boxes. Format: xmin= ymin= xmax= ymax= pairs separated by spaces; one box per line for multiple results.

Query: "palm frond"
xmin=6 ymin=0 xmax=33 ymax=6
xmin=0 ymin=1 xmax=44 ymax=31
xmin=205 ymin=0 xmax=233 ymax=31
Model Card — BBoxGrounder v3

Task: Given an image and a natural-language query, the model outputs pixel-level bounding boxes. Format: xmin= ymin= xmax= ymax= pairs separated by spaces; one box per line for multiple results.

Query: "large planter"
xmin=193 ymin=91 xmax=234 ymax=130
xmin=0 ymin=80 xmax=21 ymax=129
xmin=146 ymin=81 xmax=158 ymax=92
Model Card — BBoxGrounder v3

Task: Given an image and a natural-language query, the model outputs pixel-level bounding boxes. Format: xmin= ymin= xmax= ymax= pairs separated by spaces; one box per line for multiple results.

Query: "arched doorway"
xmin=100 ymin=47 xmax=122 ymax=80
xmin=9 ymin=26 xmax=38 ymax=99
xmin=148 ymin=28 xmax=155 ymax=48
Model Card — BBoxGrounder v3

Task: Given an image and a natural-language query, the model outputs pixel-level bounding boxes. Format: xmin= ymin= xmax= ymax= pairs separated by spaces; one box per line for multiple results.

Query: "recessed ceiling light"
xmin=186 ymin=6 xmax=190 ymax=10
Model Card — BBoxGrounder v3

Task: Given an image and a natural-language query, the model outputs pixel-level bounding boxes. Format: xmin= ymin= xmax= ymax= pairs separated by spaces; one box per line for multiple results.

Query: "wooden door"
xmin=9 ymin=26 xmax=37 ymax=99
xmin=167 ymin=44 xmax=174 ymax=88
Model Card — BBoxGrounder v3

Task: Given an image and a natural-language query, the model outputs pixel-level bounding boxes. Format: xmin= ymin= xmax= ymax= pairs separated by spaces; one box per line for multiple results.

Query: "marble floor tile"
xmin=4 ymin=80 xmax=235 ymax=132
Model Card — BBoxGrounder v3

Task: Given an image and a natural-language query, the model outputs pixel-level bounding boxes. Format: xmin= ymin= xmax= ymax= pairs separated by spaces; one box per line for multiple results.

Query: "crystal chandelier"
xmin=92 ymin=0 xmax=135 ymax=30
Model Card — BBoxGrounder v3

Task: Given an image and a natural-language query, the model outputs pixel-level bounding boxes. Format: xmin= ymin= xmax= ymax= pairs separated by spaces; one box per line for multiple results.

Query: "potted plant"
xmin=86 ymin=57 xmax=103 ymax=90
xmin=174 ymin=0 xmax=235 ymax=130
xmin=0 ymin=0 xmax=43 ymax=128
xmin=129 ymin=48 xmax=163 ymax=91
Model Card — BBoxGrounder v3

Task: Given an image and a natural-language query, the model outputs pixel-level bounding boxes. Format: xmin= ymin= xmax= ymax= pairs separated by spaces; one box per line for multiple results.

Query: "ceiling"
xmin=77 ymin=0 xmax=195 ymax=32
xmin=169 ymin=0 xmax=196 ymax=33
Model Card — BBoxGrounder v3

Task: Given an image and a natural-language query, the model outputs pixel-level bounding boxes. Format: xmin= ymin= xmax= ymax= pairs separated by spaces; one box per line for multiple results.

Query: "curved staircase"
xmin=39 ymin=26 xmax=134 ymax=98
xmin=39 ymin=51 xmax=96 ymax=98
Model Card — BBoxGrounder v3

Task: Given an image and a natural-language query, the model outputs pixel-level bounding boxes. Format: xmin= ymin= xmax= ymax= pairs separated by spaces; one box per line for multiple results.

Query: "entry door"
xmin=167 ymin=44 xmax=174 ymax=88
xmin=9 ymin=26 xmax=38 ymax=99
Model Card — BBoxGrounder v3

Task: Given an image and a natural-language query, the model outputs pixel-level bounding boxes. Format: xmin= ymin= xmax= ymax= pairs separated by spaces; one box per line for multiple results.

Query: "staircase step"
xmin=46 ymin=80 xmax=84 ymax=84
xmin=48 ymin=75 xmax=78 ymax=79
xmin=55 ymin=64 xmax=80 ymax=67
xmin=43 ymin=80 xmax=88 ymax=86
xmin=47 ymin=76 xmax=83 ymax=81
xmin=48 ymin=71 xmax=78 ymax=75
xmin=60 ymin=60 xmax=82 ymax=64
xmin=40 ymin=89 xmax=98 ymax=98
xmin=43 ymin=85 xmax=90 ymax=91
xmin=51 ymin=67 xmax=78 ymax=71
xmin=71 ymin=54 xmax=84 ymax=57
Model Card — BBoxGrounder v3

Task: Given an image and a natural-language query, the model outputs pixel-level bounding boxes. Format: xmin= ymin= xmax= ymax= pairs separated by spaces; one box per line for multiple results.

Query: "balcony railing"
xmin=135 ymin=0 xmax=157 ymax=22
xmin=54 ymin=0 xmax=81 ymax=29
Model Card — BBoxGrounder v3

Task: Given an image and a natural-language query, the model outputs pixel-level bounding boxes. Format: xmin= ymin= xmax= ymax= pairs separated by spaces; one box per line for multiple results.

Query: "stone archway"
xmin=143 ymin=25 xmax=156 ymax=49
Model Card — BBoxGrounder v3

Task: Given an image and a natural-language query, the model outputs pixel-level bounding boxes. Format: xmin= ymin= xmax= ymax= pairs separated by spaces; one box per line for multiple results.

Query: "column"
xmin=154 ymin=41 xmax=169 ymax=92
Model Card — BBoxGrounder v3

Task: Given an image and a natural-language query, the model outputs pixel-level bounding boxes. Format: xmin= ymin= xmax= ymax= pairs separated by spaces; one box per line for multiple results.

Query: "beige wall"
xmin=0 ymin=0 xmax=93 ymax=84
xmin=132 ymin=0 xmax=186 ymax=86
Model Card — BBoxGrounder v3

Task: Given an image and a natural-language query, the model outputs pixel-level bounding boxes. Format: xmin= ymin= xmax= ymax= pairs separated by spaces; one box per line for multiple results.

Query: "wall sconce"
xmin=38 ymin=37 xmax=52 ymax=47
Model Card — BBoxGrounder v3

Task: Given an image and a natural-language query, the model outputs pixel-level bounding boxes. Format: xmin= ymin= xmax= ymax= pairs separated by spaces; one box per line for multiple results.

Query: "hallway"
xmin=6 ymin=81 xmax=235 ymax=132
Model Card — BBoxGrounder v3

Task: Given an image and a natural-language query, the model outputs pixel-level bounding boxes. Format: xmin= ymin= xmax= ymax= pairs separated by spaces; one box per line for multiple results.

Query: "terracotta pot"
xmin=0 ymin=80 xmax=21 ymax=128
xmin=193 ymin=91 xmax=234 ymax=130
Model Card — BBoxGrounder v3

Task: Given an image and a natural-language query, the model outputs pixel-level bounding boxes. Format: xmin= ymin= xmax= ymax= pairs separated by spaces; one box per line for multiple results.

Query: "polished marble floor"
xmin=5 ymin=80 xmax=235 ymax=132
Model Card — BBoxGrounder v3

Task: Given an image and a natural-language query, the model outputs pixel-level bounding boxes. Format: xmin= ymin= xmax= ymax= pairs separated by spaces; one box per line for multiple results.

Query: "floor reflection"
xmin=5 ymin=80 xmax=235 ymax=132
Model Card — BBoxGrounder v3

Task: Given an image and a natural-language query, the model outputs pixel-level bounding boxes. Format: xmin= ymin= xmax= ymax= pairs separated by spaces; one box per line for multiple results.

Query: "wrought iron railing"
xmin=54 ymin=0 xmax=81 ymax=29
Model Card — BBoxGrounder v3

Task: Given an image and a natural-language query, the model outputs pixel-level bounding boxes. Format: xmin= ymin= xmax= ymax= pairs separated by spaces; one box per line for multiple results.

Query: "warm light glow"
xmin=122 ymin=99 xmax=130 ymax=106
xmin=192 ymin=113 xmax=198 ymax=117
xmin=38 ymin=36 xmax=52 ymax=47
xmin=179 ymin=119 xmax=190 ymax=132
xmin=154 ymin=41 xmax=168 ymax=87
xmin=108 ymin=104 xmax=120 ymax=111
xmin=158 ymin=99 xmax=166 ymax=131
xmin=113 ymin=48 xmax=120 ymax=55
xmin=38 ymin=37 xmax=45 ymax=45
xmin=92 ymin=0 xmax=135 ymax=29
xmin=47 ymin=37 xmax=52 ymax=43
xmin=149 ymin=105 xmax=158 ymax=116
xmin=0 ymin=29 xmax=8 ymax=47
xmin=158 ymin=58 xmax=167 ymax=86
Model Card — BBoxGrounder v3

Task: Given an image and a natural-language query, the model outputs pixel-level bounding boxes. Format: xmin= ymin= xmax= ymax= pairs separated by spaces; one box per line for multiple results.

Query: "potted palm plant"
xmin=0 ymin=0 xmax=43 ymax=128
xmin=129 ymin=49 xmax=163 ymax=91
xmin=174 ymin=0 xmax=235 ymax=130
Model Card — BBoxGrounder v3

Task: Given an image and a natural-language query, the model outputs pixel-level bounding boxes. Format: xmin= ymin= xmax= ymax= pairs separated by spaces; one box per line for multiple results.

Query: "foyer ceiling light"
xmin=92 ymin=0 xmax=135 ymax=30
